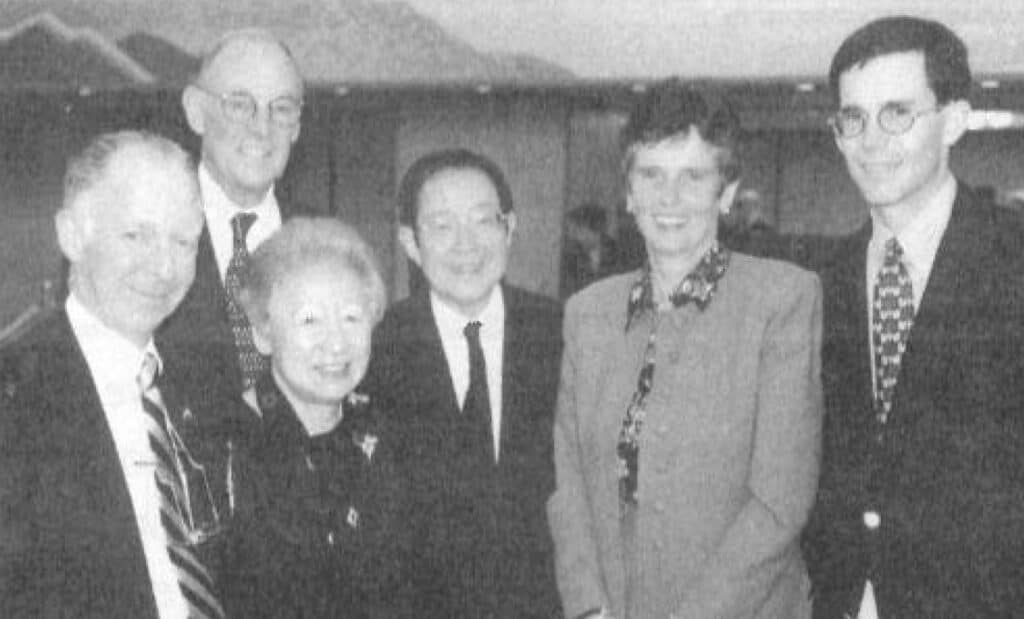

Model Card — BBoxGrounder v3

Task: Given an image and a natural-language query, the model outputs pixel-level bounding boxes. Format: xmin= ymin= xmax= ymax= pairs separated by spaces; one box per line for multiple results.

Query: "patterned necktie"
xmin=463 ymin=321 xmax=495 ymax=463
xmin=224 ymin=211 xmax=267 ymax=389
xmin=871 ymin=237 xmax=915 ymax=424
xmin=138 ymin=353 xmax=226 ymax=619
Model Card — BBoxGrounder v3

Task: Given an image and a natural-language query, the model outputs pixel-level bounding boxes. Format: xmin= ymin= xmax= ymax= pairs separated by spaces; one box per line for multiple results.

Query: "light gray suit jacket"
xmin=548 ymin=253 xmax=822 ymax=618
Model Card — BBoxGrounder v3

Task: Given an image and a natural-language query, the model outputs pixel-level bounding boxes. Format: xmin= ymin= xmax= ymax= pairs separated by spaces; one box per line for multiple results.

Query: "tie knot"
xmin=463 ymin=320 xmax=482 ymax=342
xmin=137 ymin=351 xmax=160 ymax=393
xmin=231 ymin=211 xmax=258 ymax=246
xmin=884 ymin=237 xmax=904 ymax=263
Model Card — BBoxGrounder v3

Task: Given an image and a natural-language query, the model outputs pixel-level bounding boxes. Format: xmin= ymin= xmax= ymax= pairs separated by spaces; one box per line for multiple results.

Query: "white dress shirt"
xmin=430 ymin=287 xmax=505 ymax=461
xmin=198 ymin=163 xmax=283 ymax=282
xmin=859 ymin=175 xmax=956 ymax=619
xmin=66 ymin=294 xmax=188 ymax=619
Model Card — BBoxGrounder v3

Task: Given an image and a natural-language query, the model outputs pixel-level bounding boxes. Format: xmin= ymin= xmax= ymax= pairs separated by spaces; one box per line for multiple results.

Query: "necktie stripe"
xmin=168 ymin=544 xmax=218 ymax=593
xmin=180 ymin=583 xmax=226 ymax=619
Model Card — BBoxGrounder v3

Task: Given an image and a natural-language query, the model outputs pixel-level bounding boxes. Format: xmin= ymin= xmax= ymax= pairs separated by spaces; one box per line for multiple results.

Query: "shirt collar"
xmin=430 ymin=285 xmax=505 ymax=342
xmin=198 ymin=162 xmax=279 ymax=225
xmin=869 ymin=175 xmax=956 ymax=276
xmin=626 ymin=241 xmax=730 ymax=331
xmin=65 ymin=293 xmax=160 ymax=398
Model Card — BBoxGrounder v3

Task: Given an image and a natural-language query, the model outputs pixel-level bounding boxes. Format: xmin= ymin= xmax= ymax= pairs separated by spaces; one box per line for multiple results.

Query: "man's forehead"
xmin=839 ymin=50 xmax=932 ymax=104
xmin=200 ymin=35 xmax=302 ymax=96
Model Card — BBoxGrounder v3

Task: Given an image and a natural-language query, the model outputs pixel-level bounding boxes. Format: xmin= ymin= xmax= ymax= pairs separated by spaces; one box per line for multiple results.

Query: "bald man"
xmin=159 ymin=29 xmax=315 ymax=407
xmin=0 ymin=131 xmax=230 ymax=618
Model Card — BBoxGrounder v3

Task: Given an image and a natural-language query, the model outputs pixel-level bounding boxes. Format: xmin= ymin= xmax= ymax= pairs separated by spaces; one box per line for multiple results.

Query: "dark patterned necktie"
xmin=224 ymin=211 xmax=267 ymax=389
xmin=871 ymin=237 xmax=915 ymax=424
xmin=137 ymin=353 xmax=225 ymax=619
xmin=463 ymin=321 xmax=495 ymax=463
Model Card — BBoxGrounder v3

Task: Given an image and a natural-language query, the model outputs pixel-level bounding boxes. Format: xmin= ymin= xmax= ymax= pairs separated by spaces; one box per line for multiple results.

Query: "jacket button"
xmin=327 ymin=531 xmax=336 ymax=545
xmin=863 ymin=511 xmax=881 ymax=530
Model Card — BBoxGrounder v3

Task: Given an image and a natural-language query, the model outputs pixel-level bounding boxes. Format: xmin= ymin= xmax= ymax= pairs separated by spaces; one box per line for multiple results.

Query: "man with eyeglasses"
xmin=0 ymin=131 xmax=232 ymax=618
xmin=362 ymin=149 xmax=563 ymax=618
xmin=159 ymin=28 xmax=310 ymax=410
xmin=802 ymin=16 xmax=1024 ymax=618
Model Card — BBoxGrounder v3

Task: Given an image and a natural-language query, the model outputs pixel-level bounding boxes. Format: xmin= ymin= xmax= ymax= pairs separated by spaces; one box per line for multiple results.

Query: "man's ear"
xmin=182 ymin=85 xmax=207 ymax=135
xmin=717 ymin=179 xmax=741 ymax=215
xmin=251 ymin=318 xmax=273 ymax=356
xmin=55 ymin=207 xmax=84 ymax=262
xmin=397 ymin=225 xmax=422 ymax=267
xmin=503 ymin=211 xmax=517 ymax=245
xmin=941 ymin=99 xmax=971 ymax=147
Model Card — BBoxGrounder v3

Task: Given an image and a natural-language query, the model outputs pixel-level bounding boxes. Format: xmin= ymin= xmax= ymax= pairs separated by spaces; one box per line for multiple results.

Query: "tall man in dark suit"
xmin=364 ymin=149 xmax=562 ymax=618
xmin=803 ymin=16 xmax=1024 ymax=618
xmin=159 ymin=28 xmax=307 ymax=406
xmin=0 ymin=131 xmax=226 ymax=618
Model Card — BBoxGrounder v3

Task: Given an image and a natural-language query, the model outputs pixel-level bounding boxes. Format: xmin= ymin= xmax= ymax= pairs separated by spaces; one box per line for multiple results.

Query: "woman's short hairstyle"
xmin=620 ymin=79 xmax=742 ymax=185
xmin=239 ymin=217 xmax=386 ymax=327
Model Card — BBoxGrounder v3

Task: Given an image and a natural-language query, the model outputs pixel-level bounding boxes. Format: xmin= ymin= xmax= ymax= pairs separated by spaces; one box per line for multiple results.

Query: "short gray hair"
xmin=239 ymin=217 xmax=387 ymax=328
xmin=62 ymin=130 xmax=195 ymax=215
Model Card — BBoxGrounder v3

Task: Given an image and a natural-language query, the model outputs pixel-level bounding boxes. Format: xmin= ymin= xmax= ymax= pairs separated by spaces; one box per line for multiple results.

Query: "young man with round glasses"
xmin=160 ymin=28 xmax=314 ymax=409
xmin=803 ymin=15 xmax=1024 ymax=618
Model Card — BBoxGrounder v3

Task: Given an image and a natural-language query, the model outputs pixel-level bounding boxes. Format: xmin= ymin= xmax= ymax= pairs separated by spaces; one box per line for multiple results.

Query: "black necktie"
xmin=463 ymin=321 xmax=495 ymax=463
xmin=224 ymin=212 xmax=267 ymax=389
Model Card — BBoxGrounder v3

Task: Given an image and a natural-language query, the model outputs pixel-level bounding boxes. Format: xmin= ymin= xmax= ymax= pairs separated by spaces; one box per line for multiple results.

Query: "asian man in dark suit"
xmin=802 ymin=16 xmax=1024 ymax=618
xmin=159 ymin=28 xmax=310 ymax=407
xmin=0 ymin=131 xmax=229 ymax=618
xmin=363 ymin=149 xmax=562 ymax=619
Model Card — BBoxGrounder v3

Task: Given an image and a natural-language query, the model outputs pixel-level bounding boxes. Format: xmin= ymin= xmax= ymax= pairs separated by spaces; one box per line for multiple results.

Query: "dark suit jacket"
xmin=803 ymin=183 xmax=1024 ymax=617
xmin=0 ymin=311 xmax=235 ymax=618
xmin=221 ymin=374 xmax=408 ymax=619
xmin=363 ymin=284 xmax=563 ymax=619
xmin=157 ymin=197 xmax=312 ymax=407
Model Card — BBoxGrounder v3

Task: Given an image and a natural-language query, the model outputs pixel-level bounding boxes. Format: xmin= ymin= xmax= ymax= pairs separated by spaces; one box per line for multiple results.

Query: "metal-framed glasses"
xmin=194 ymin=85 xmax=303 ymax=128
xmin=829 ymin=102 xmax=940 ymax=139
xmin=419 ymin=211 xmax=510 ymax=243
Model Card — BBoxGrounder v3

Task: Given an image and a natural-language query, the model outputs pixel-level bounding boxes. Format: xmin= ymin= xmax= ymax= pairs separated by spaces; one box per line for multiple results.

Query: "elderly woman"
xmin=220 ymin=217 xmax=406 ymax=619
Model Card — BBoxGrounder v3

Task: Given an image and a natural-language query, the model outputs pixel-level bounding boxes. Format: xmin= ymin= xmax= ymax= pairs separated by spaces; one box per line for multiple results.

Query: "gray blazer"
xmin=548 ymin=253 xmax=822 ymax=618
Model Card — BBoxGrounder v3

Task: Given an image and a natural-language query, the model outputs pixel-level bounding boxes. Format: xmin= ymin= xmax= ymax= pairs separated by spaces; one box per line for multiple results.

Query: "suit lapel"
xmin=893 ymin=185 xmax=986 ymax=420
xmin=402 ymin=293 xmax=461 ymax=420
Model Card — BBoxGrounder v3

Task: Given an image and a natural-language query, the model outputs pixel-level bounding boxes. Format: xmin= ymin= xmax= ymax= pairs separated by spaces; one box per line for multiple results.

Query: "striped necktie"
xmin=871 ymin=237 xmax=915 ymax=424
xmin=138 ymin=352 xmax=226 ymax=619
xmin=224 ymin=211 xmax=267 ymax=389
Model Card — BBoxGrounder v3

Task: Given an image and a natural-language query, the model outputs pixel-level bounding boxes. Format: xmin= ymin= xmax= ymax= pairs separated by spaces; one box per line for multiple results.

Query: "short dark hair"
xmin=396 ymin=148 xmax=514 ymax=228
xmin=620 ymin=79 xmax=742 ymax=183
xmin=829 ymin=16 xmax=971 ymax=105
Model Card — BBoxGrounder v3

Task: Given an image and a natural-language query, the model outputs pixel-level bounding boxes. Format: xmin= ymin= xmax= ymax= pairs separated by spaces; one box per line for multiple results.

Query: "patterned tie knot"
xmin=463 ymin=320 xmax=482 ymax=342
xmin=230 ymin=211 xmax=257 ymax=251
xmin=137 ymin=351 xmax=160 ymax=394
xmin=883 ymin=236 xmax=904 ymax=266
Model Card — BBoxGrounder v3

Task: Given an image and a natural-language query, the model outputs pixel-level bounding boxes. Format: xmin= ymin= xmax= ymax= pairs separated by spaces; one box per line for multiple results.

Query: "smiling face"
xmin=399 ymin=166 xmax=515 ymax=318
xmin=58 ymin=145 xmax=203 ymax=348
xmin=835 ymin=50 xmax=968 ymax=221
xmin=626 ymin=130 xmax=737 ymax=271
xmin=253 ymin=262 xmax=373 ymax=422
xmin=183 ymin=34 xmax=303 ymax=207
